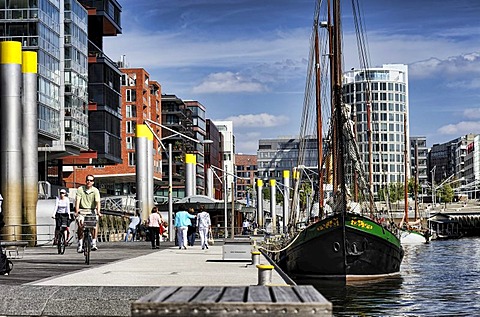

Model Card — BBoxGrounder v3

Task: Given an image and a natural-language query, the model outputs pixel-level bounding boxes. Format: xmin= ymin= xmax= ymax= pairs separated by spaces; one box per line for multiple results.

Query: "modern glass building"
xmin=0 ymin=0 xmax=63 ymax=146
xmin=343 ymin=64 xmax=409 ymax=195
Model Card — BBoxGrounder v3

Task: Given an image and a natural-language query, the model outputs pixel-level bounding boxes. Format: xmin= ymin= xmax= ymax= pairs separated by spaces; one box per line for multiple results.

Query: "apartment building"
xmin=235 ymin=154 xmax=257 ymax=201
xmin=78 ymin=0 xmax=122 ymax=166
xmin=343 ymin=64 xmax=409 ymax=195
xmin=212 ymin=121 xmax=235 ymax=200
xmin=63 ymin=67 xmax=162 ymax=195
xmin=206 ymin=119 xmax=223 ymax=200
xmin=410 ymin=136 xmax=428 ymax=188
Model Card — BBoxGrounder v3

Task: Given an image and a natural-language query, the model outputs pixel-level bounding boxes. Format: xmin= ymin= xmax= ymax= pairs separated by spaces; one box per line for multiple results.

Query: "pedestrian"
xmin=124 ymin=211 xmax=141 ymax=242
xmin=196 ymin=205 xmax=211 ymax=250
xmin=187 ymin=207 xmax=197 ymax=246
xmin=148 ymin=207 xmax=161 ymax=249
xmin=174 ymin=204 xmax=196 ymax=250
xmin=75 ymin=175 xmax=101 ymax=253
xmin=242 ymin=218 xmax=250 ymax=235
xmin=52 ymin=189 xmax=71 ymax=245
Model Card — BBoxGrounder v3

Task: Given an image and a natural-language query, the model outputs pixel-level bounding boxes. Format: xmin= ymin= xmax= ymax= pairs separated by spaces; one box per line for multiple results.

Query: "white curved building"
xmin=343 ymin=64 xmax=409 ymax=195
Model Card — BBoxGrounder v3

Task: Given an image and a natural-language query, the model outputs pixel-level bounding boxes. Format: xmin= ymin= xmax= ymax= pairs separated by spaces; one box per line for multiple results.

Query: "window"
xmin=125 ymin=89 xmax=136 ymax=102
xmin=128 ymin=152 xmax=136 ymax=166
xmin=126 ymin=105 xmax=136 ymax=118
xmin=126 ymin=121 xmax=136 ymax=134
xmin=126 ymin=136 xmax=134 ymax=149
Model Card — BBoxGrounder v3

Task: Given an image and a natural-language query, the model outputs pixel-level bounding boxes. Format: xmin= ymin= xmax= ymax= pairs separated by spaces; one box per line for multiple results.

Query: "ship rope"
xmin=257 ymin=229 xmax=305 ymax=253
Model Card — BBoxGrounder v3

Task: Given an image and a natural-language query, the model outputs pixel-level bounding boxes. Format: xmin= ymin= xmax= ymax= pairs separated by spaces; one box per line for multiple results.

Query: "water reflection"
xmin=304 ymin=238 xmax=480 ymax=316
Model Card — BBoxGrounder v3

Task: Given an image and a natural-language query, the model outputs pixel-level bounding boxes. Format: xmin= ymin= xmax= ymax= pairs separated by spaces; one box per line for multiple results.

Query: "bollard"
xmin=251 ymin=251 xmax=261 ymax=265
xmin=256 ymin=264 xmax=274 ymax=285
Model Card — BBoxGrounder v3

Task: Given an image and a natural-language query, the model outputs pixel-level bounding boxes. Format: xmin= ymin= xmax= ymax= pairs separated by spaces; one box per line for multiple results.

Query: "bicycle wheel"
xmin=57 ymin=230 xmax=66 ymax=255
xmin=84 ymin=231 xmax=91 ymax=265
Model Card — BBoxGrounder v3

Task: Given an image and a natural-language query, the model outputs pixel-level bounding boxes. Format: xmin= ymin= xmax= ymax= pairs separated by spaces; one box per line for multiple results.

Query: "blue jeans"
xmin=124 ymin=227 xmax=136 ymax=242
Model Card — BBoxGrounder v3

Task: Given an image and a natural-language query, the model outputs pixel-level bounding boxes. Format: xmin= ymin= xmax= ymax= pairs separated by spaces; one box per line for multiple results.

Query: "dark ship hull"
xmin=275 ymin=213 xmax=404 ymax=282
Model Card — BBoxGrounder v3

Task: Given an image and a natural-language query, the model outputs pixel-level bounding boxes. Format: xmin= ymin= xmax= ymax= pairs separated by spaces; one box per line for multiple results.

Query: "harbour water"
xmin=310 ymin=237 xmax=480 ymax=316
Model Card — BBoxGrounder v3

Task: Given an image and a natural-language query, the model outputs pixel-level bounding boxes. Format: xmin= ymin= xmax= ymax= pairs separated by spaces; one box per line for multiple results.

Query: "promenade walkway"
xmin=0 ymin=240 xmax=291 ymax=316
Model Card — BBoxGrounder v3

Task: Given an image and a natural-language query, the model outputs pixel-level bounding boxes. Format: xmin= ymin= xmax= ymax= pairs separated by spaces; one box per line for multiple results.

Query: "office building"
xmin=257 ymin=137 xmax=318 ymax=182
xmin=343 ymin=64 xmax=409 ymax=195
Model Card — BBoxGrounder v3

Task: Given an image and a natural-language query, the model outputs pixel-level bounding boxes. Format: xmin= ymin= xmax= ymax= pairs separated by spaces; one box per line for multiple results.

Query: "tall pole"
xmin=257 ymin=179 xmax=264 ymax=228
xmin=283 ymin=170 xmax=290 ymax=234
xmin=22 ymin=50 xmax=38 ymax=246
xmin=0 ymin=41 xmax=23 ymax=241
xmin=270 ymin=179 xmax=276 ymax=234
xmin=224 ymin=171 xmax=228 ymax=238
xmin=230 ymin=181 xmax=235 ymax=237
xmin=168 ymin=143 xmax=173 ymax=241
xmin=135 ymin=124 xmax=151 ymax=221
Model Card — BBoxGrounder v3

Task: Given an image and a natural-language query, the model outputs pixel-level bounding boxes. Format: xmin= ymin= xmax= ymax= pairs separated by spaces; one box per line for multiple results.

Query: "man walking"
xmin=75 ymin=174 xmax=101 ymax=252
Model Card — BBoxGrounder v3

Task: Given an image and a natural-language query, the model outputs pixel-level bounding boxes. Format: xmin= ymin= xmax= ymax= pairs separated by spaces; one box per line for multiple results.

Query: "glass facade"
xmin=64 ymin=0 xmax=88 ymax=149
xmin=0 ymin=0 xmax=61 ymax=140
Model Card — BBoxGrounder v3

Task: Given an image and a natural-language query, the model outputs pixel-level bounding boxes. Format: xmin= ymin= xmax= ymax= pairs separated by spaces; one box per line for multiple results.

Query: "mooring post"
xmin=256 ymin=264 xmax=274 ymax=285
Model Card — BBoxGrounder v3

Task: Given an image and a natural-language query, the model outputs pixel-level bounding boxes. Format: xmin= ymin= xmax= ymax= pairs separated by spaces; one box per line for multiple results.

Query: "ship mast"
xmin=332 ymin=0 xmax=346 ymax=212
xmin=314 ymin=22 xmax=324 ymax=214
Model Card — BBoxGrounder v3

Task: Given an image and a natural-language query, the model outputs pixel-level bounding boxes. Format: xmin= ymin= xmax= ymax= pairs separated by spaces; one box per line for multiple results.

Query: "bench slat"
xmin=247 ymin=286 xmax=271 ymax=303
xmin=271 ymin=286 xmax=300 ymax=303
xmin=163 ymin=286 xmax=201 ymax=303
xmin=220 ymin=286 xmax=246 ymax=302
xmin=294 ymin=285 xmax=327 ymax=302
xmin=190 ymin=286 xmax=224 ymax=303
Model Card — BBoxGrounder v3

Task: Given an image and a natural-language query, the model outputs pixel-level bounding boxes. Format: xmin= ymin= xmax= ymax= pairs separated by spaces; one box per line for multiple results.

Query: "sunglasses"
xmin=86 ymin=179 xmax=94 ymax=182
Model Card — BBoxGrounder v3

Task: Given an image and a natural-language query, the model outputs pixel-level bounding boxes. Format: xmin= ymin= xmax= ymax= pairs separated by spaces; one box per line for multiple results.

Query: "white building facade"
xmin=343 ymin=64 xmax=409 ymax=195
xmin=212 ymin=120 xmax=235 ymax=200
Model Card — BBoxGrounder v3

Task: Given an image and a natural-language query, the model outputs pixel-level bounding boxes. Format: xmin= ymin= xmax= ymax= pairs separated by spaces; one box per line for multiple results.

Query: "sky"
xmin=104 ymin=0 xmax=480 ymax=154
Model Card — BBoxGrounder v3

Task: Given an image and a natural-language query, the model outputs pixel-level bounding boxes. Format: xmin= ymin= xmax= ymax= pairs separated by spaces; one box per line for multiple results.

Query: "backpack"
xmin=0 ymin=253 xmax=13 ymax=275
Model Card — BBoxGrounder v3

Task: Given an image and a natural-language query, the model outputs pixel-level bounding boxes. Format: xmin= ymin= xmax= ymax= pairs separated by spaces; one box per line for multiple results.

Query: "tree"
xmin=438 ymin=184 xmax=454 ymax=207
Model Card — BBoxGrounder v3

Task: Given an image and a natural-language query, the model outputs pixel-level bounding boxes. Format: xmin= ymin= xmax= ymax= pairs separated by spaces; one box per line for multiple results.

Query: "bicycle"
xmin=55 ymin=213 xmax=73 ymax=255
xmin=82 ymin=214 xmax=97 ymax=265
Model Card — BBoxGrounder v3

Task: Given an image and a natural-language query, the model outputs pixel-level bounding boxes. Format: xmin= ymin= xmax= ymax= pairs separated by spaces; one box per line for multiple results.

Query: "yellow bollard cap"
xmin=251 ymin=251 xmax=261 ymax=255
xmin=256 ymin=264 xmax=274 ymax=270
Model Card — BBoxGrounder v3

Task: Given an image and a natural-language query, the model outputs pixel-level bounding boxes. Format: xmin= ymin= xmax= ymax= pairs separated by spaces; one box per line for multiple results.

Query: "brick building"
xmin=63 ymin=68 xmax=162 ymax=196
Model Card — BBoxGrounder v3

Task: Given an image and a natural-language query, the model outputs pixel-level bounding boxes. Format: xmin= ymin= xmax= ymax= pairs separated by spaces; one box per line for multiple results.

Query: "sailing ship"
xmin=267 ymin=0 xmax=404 ymax=282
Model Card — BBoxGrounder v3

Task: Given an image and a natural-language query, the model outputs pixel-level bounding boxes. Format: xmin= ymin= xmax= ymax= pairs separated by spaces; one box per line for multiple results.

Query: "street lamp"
xmin=430 ymin=166 xmax=436 ymax=207
xmin=144 ymin=119 xmax=212 ymax=242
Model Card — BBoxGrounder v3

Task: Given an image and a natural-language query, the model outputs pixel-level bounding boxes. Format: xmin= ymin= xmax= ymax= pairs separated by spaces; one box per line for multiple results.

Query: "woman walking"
xmin=148 ymin=207 xmax=161 ymax=249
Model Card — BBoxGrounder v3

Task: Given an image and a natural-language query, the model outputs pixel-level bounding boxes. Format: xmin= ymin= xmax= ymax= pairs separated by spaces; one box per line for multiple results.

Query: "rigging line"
xmin=351 ymin=0 xmax=371 ymax=71
xmin=257 ymin=227 xmax=306 ymax=253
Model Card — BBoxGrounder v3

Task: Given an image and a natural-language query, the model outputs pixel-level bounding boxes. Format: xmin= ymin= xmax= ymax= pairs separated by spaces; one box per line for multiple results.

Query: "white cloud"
xmin=463 ymin=108 xmax=480 ymax=120
xmin=224 ymin=113 xmax=289 ymax=128
xmin=437 ymin=121 xmax=480 ymax=135
xmin=192 ymin=72 xmax=265 ymax=93
xmin=409 ymin=52 xmax=480 ymax=79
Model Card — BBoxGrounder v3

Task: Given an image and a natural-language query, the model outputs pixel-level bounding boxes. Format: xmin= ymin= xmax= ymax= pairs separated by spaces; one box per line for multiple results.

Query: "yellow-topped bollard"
xmin=251 ymin=251 xmax=261 ymax=265
xmin=256 ymin=264 xmax=274 ymax=285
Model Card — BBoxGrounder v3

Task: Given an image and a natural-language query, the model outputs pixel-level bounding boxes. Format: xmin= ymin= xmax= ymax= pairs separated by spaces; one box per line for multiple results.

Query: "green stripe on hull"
xmin=291 ymin=213 xmax=401 ymax=250
xmin=346 ymin=214 xmax=402 ymax=249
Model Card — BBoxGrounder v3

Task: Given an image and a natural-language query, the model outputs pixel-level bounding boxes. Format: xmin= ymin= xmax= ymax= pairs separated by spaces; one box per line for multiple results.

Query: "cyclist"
xmin=52 ymin=189 xmax=71 ymax=244
xmin=75 ymin=175 xmax=101 ymax=253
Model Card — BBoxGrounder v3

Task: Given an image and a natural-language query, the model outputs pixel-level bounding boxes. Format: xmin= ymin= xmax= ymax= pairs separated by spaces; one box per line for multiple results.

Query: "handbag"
xmin=207 ymin=230 xmax=214 ymax=245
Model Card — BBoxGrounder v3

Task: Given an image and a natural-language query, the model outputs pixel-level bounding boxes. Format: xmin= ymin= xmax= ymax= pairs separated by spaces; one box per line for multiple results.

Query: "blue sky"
xmin=104 ymin=0 xmax=480 ymax=154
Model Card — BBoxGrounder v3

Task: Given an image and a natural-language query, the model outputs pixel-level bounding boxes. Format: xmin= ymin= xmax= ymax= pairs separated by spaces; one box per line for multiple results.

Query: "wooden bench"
xmin=131 ymin=285 xmax=332 ymax=316
xmin=0 ymin=241 xmax=28 ymax=259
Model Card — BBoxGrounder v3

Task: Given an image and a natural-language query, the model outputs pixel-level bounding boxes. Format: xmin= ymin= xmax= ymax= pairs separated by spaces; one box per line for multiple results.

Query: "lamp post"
xmin=431 ymin=166 xmax=436 ymax=207
xmin=144 ymin=119 xmax=212 ymax=242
